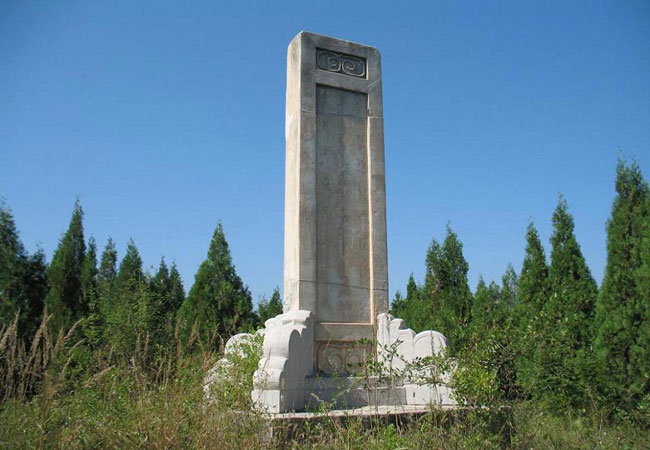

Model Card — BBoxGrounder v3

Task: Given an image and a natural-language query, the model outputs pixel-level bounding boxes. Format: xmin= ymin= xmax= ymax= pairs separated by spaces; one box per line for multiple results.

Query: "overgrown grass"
xmin=1 ymin=313 xmax=649 ymax=449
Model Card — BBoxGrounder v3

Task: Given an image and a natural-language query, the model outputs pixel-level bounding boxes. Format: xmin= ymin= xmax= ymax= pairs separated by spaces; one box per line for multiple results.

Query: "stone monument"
xmin=208 ymin=31 xmax=455 ymax=414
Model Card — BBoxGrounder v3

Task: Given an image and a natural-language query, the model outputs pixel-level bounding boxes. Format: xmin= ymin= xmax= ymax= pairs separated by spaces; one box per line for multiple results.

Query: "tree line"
xmin=0 ymin=201 xmax=283 ymax=365
xmin=1 ymin=159 xmax=648 ymax=421
xmin=392 ymin=160 xmax=649 ymax=419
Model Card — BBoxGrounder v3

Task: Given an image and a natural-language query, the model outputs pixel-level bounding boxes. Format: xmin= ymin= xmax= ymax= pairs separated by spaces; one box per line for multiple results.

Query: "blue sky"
xmin=1 ymin=1 xmax=649 ymax=304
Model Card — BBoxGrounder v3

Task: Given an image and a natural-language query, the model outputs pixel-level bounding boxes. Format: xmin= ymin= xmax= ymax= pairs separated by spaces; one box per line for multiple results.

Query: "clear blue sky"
xmin=1 ymin=1 xmax=649 ymax=305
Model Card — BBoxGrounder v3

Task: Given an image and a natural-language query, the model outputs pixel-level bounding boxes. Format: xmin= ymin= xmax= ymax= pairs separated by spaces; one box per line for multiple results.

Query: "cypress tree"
xmin=95 ymin=238 xmax=117 ymax=343
xmin=97 ymin=238 xmax=117 ymax=301
xmin=470 ymin=276 xmax=500 ymax=334
xmin=534 ymin=196 xmax=598 ymax=406
xmin=45 ymin=200 xmax=86 ymax=331
xmin=258 ymin=287 xmax=283 ymax=323
xmin=149 ymin=257 xmax=171 ymax=336
xmin=0 ymin=202 xmax=28 ymax=329
xmin=179 ymin=222 xmax=254 ymax=346
xmin=499 ymin=264 xmax=518 ymax=312
xmin=168 ymin=262 xmax=185 ymax=318
xmin=595 ymin=160 xmax=650 ymax=410
xmin=81 ymin=237 xmax=98 ymax=311
xmin=104 ymin=239 xmax=149 ymax=355
xmin=18 ymin=249 xmax=48 ymax=340
xmin=633 ymin=212 xmax=650 ymax=414
xmin=114 ymin=238 xmax=144 ymax=293
xmin=148 ymin=258 xmax=185 ymax=341
xmin=0 ymin=202 xmax=47 ymax=340
xmin=518 ymin=223 xmax=549 ymax=314
xmin=516 ymin=222 xmax=550 ymax=395
xmin=465 ymin=269 xmax=520 ymax=402
xmin=81 ymin=237 xmax=102 ymax=346
xmin=496 ymin=265 xmax=521 ymax=400
xmin=390 ymin=274 xmax=429 ymax=332
xmin=422 ymin=225 xmax=472 ymax=349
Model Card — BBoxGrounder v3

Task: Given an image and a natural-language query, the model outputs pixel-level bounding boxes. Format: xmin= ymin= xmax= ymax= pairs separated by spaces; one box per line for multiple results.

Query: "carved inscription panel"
xmin=315 ymin=85 xmax=370 ymax=323
xmin=316 ymin=48 xmax=366 ymax=78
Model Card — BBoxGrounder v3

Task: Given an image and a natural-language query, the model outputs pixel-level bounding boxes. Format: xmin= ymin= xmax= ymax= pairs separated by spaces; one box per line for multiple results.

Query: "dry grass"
xmin=1 ymin=312 xmax=649 ymax=449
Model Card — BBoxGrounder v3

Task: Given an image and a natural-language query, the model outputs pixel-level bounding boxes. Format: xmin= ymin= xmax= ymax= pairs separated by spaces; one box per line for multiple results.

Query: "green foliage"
xmin=4 ymin=160 xmax=650 ymax=446
xmin=80 ymin=237 xmax=102 ymax=347
xmin=178 ymin=222 xmax=255 ymax=346
xmin=470 ymin=277 xmax=500 ymax=334
xmin=80 ymin=237 xmax=98 ymax=311
xmin=149 ymin=258 xmax=186 ymax=345
xmin=257 ymin=286 xmax=283 ymax=323
xmin=45 ymin=200 xmax=87 ymax=331
xmin=595 ymin=160 xmax=650 ymax=415
xmin=461 ymin=266 xmax=520 ymax=405
xmin=102 ymin=239 xmax=150 ymax=357
xmin=0 ymin=202 xmax=48 ymax=341
xmin=422 ymin=225 xmax=472 ymax=350
xmin=530 ymin=196 xmax=598 ymax=408
xmin=97 ymin=237 xmax=117 ymax=297
xmin=207 ymin=333 xmax=263 ymax=408
xmin=391 ymin=274 xmax=431 ymax=332
xmin=515 ymin=222 xmax=550 ymax=394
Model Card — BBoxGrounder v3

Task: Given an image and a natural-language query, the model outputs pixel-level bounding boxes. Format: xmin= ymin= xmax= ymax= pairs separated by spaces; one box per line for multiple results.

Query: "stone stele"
xmin=206 ymin=31 xmax=456 ymax=414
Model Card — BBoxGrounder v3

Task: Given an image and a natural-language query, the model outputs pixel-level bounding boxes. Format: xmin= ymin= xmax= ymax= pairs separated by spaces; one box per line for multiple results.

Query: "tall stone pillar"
xmin=206 ymin=32 xmax=455 ymax=413
xmin=284 ymin=32 xmax=388 ymax=374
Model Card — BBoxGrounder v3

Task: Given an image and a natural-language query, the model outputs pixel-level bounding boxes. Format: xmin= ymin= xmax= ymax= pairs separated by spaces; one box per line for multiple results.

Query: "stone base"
xmin=207 ymin=312 xmax=457 ymax=414
xmin=303 ymin=375 xmax=455 ymax=410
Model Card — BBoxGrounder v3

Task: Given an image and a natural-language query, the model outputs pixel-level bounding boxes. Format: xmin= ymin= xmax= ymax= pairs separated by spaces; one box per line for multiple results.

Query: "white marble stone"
xmin=251 ymin=310 xmax=314 ymax=413
xmin=377 ymin=313 xmax=456 ymax=406
xmin=204 ymin=332 xmax=262 ymax=400
xmin=284 ymin=32 xmax=388 ymax=374
xmin=207 ymin=32 xmax=456 ymax=414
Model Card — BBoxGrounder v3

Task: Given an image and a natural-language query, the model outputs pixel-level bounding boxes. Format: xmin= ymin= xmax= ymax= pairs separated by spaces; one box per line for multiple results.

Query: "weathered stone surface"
xmin=377 ymin=313 xmax=456 ymax=406
xmin=209 ymin=32 xmax=456 ymax=414
xmin=284 ymin=32 xmax=388 ymax=375
xmin=251 ymin=310 xmax=314 ymax=413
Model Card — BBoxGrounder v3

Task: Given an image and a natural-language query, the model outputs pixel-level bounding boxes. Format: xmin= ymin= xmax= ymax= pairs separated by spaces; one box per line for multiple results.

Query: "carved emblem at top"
xmin=316 ymin=49 xmax=366 ymax=78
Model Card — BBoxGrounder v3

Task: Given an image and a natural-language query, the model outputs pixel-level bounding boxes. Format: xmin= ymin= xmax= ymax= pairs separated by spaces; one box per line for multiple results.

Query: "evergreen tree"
xmin=633 ymin=211 xmax=650 ymax=415
xmin=1 ymin=202 xmax=28 ymax=329
xmin=464 ymin=269 xmax=520 ymax=403
xmin=149 ymin=257 xmax=171 ymax=334
xmin=0 ymin=202 xmax=48 ymax=340
xmin=18 ymin=249 xmax=48 ymax=339
xmin=114 ymin=238 xmax=144 ymax=293
xmin=81 ymin=237 xmax=101 ymax=346
xmin=470 ymin=276 xmax=500 ymax=334
xmin=516 ymin=222 xmax=550 ymax=395
xmin=148 ymin=258 xmax=185 ymax=341
xmin=422 ymin=225 xmax=472 ymax=349
xmin=81 ymin=237 xmax=98 ymax=311
xmin=95 ymin=238 xmax=117 ymax=345
xmin=496 ymin=265 xmax=521 ymax=400
xmin=534 ymin=196 xmax=598 ymax=406
xmin=595 ymin=160 xmax=650 ymax=410
xmin=178 ymin=222 xmax=255 ymax=346
xmin=168 ymin=262 xmax=185 ymax=318
xmin=97 ymin=238 xmax=117 ymax=305
xmin=104 ymin=239 xmax=149 ymax=356
xmin=518 ymin=223 xmax=549 ymax=314
xmin=390 ymin=274 xmax=429 ymax=331
xmin=258 ymin=287 xmax=283 ymax=323
xmin=45 ymin=200 xmax=86 ymax=331
xmin=499 ymin=264 xmax=518 ymax=312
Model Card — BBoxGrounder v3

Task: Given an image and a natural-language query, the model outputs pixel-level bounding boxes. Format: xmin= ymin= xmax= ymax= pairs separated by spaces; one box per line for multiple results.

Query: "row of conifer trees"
xmin=391 ymin=160 xmax=650 ymax=419
xmin=1 ymin=159 xmax=648 ymax=420
xmin=0 ymin=200 xmax=283 ymax=364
